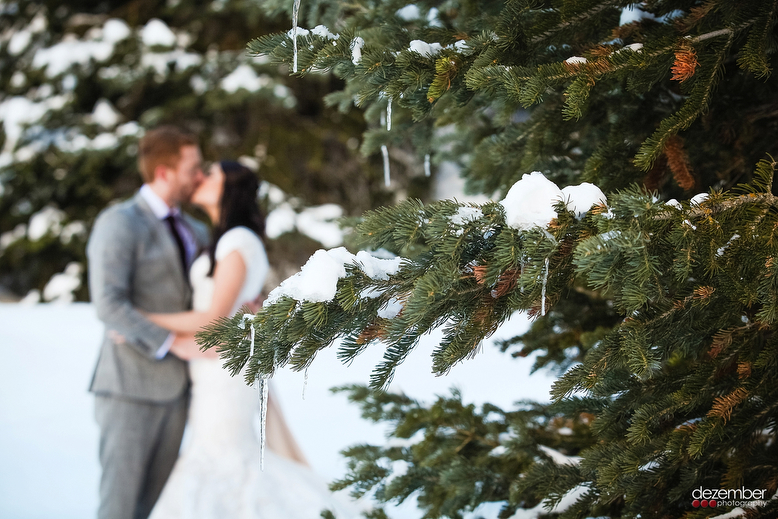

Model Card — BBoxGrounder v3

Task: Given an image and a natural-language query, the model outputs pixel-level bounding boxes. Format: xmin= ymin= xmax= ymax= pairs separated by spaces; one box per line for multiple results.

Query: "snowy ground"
xmin=0 ymin=303 xmax=557 ymax=519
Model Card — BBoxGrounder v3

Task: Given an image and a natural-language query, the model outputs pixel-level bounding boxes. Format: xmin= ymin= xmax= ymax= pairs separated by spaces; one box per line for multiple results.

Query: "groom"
xmin=87 ymin=126 xmax=210 ymax=519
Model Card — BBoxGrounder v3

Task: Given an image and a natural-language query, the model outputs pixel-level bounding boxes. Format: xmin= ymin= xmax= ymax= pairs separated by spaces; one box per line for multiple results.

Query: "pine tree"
xmin=0 ymin=0 xmax=389 ymax=301
xmin=199 ymin=1 xmax=778 ymax=518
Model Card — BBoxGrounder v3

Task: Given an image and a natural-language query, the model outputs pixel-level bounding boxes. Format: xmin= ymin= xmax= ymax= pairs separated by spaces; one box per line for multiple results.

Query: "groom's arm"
xmin=88 ymin=208 xmax=171 ymax=360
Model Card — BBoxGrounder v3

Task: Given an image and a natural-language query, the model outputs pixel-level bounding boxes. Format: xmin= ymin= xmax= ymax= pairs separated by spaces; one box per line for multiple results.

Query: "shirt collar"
xmin=140 ymin=184 xmax=179 ymax=220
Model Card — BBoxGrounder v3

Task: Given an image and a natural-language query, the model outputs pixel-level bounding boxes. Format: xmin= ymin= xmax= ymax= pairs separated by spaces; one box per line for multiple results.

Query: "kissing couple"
xmin=87 ymin=126 xmax=359 ymax=518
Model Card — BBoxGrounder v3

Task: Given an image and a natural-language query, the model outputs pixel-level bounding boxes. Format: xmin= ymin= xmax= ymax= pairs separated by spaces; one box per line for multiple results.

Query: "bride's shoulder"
xmin=215 ymin=226 xmax=265 ymax=261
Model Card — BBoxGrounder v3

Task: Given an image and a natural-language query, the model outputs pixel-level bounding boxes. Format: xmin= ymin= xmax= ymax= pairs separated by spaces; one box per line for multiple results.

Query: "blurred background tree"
xmin=0 ymin=0 xmax=434 ymax=302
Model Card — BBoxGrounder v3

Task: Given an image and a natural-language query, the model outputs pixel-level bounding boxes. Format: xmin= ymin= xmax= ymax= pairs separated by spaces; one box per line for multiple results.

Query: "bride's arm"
xmin=145 ymin=250 xmax=247 ymax=333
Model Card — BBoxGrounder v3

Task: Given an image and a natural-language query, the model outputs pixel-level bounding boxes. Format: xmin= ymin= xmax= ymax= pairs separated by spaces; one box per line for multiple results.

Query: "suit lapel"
xmin=133 ymin=193 xmax=190 ymax=293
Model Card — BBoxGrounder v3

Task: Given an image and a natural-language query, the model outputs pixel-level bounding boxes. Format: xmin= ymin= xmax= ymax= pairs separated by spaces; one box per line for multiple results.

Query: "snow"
xmin=351 ymin=37 xmax=365 ymax=65
xmin=141 ymin=18 xmax=176 ymax=47
xmin=116 ymin=121 xmax=142 ymax=137
xmin=259 ymin=181 xmax=287 ymax=206
xmin=0 ymin=95 xmax=69 ymax=153
xmin=265 ymin=248 xmax=351 ymax=304
xmin=665 ymin=198 xmax=682 ymax=209
xmin=427 ymin=8 xmax=443 ymax=27
xmin=141 ymin=49 xmax=202 ymax=76
xmin=408 ymin=40 xmax=443 ymax=57
xmin=27 ymin=206 xmax=65 ymax=241
xmin=9 ymin=70 xmax=25 ymax=87
xmin=42 ymin=263 xmax=82 ymax=303
xmin=32 ymin=37 xmax=115 ymax=77
xmin=60 ymin=221 xmax=87 ymax=244
xmin=396 ymin=5 xmax=421 ymax=20
xmin=8 ymin=29 xmax=31 ymax=55
xmin=508 ymin=485 xmax=588 ymax=519
xmin=565 ymin=56 xmax=587 ymax=65
xmin=90 ymin=99 xmax=121 ymax=128
xmin=296 ymin=204 xmax=344 ymax=248
xmin=354 ymin=250 xmax=402 ymax=280
xmin=451 ymin=206 xmax=483 ymax=226
xmin=102 ymin=18 xmax=131 ymax=43
xmin=500 ymin=172 xmax=563 ymax=231
xmin=265 ymin=203 xmax=297 ymax=239
xmin=0 ymin=304 xmax=556 ymax=519
xmin=377 ymin=297 xmax=403 ymax=319
xmin=691 ymin=192 xmax=709 ymax=205
xmin=311 ymin=25 xmax=338 ymax=40
xmin=624 ymin=43 xmax=643 ymax=52
xmin=717 ymin=234 xmax=740 ymax=257
xmin=620 ymin=6 xmax=656 ymax=25
xmin=91 ymin=132 xmax=119 ymax=150
xmin=0 ymin=223 xmax=27 ymax=250
xmin=561 ymin=182 xmax=607 ymax=219
xmin=287 ymin=27 xmax=310 ymax=38
xmin=220 ymin=64 xmax=270 ymax=93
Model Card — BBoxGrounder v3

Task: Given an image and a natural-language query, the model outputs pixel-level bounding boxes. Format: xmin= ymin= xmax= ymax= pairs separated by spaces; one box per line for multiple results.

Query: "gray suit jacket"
xmin=87 ymin=192 xmax=209 ymax=402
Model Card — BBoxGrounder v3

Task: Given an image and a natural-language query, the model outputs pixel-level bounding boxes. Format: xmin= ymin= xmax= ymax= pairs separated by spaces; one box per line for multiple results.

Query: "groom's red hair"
xmin=138 ymin=126 xmax=198 ymax=183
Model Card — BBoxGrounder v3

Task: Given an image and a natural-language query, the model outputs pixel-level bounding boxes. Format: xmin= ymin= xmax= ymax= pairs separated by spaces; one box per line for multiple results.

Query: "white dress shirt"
xmin=139 ymin=185 xmax=199 ymax=359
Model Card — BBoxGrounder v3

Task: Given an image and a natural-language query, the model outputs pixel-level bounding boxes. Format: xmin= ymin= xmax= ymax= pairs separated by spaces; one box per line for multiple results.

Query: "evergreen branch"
xmin=529 ymin=0 xmax=621 ymax=44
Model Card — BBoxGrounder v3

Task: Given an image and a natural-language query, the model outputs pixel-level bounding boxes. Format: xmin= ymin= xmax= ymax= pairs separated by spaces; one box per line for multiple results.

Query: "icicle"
xmin=302 ymin=368 xmax=309 ymax=400
xmin=292 ymin=0 xmax=302 ymax=73
xmin=386 ymin=98 xmax=392 ymax=131
xmin=381 ymin=145 xmax=391 ymax=187
xmin=541 ymin=257 xmax=549 ymax=316
xmin=242 ymin=313 xmax=255 ymax=357
xmin=424 ymin=153 xmax=431 ymax=177
xmin=257 ymin=374 xmax=270 ymax=471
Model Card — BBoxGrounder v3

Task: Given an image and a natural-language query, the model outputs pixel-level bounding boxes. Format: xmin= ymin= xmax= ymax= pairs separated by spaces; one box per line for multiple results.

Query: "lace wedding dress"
xmin=149 ymin=227 xmax=360 ymax=519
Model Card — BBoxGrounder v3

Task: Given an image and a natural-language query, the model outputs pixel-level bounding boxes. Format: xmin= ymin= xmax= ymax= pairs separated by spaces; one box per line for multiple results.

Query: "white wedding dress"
xmin=150 ymin=226 xmax=360 ymax=519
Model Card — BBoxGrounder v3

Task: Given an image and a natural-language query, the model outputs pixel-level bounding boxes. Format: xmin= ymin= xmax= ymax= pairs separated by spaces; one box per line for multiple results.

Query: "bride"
xmin=143 ymin=160 xmax=359 ymax=518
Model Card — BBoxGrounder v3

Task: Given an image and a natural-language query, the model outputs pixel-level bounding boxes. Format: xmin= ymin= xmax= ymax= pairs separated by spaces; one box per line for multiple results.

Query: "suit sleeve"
xmin=87 ymin=209 xmax=171 ymax=359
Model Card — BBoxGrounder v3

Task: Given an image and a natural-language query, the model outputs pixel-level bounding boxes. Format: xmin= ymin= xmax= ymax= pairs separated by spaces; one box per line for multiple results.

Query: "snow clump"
xmin=351 ymin=37 xmax=365 ymax=65
xmin=220 ymin=64 xmax=270 ymax=93
xmin=561 ymin=183 xmax=607 ymax=219
xmin=450 ymin=206 xmax=483 ymax=226
xmin=28 ymin=206 xmax=66 ymax=241
xmin=565 ymin=56 xmax=587 ymax=65
xmin=90 ymin=99 xmax=122 ymax=128
xmin=409 ymin=40 xmax=443 ymax=57
xmin=311 ymin=25 xmax=338 ymax=39
xmin=266 ymin=248 xmax=352 ymax=304
xmin=690 ymin=193 xmax=709 ymax=205
xmin=500 ymin=172 xmax=564 ymax=230
xmin=266 ymin=248 xmax=404 ymax=305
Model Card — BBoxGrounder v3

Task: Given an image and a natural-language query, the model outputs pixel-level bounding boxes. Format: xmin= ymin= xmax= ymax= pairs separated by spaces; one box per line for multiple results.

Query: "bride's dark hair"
xmin=206 ymin=160 xmax=265 ymax=277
